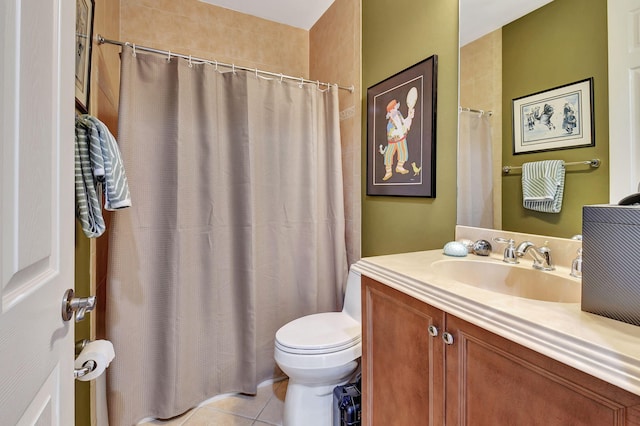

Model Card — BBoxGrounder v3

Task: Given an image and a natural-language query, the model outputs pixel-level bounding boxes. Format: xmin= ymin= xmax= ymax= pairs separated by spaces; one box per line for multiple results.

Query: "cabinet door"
xmin=445 ymin=314 xmax=640 ymax=425
xmin=362 ymin=277 xmax=445 ymax=425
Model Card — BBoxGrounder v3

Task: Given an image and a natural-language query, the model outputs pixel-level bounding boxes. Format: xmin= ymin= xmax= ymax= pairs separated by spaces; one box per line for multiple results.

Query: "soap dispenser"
xmin=570 ymin=248 xmax=582 ymax=278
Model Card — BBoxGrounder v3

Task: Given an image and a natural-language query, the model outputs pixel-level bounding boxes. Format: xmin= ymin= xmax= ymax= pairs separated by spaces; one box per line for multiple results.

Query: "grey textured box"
xmin=582 ymin=205 xmax=640 ymax=326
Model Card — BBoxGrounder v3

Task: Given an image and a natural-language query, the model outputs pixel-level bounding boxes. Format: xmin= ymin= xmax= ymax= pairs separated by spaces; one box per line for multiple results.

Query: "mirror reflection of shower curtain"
xmin=106 ymin=46 xmax=348 ymax=426
xmin=457 ymin=111 xmax=494 ymax=228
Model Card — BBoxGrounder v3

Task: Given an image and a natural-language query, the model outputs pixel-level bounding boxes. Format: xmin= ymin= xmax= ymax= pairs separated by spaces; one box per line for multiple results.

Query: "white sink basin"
xmin=431 ymin=259 xmax=581 ymax=303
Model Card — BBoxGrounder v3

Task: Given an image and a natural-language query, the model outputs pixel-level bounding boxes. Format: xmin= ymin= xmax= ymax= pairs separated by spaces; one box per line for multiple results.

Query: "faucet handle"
xmin=492 ymin=237 xmax=518 ymax=264
xmin=536 ymin=242 xmax=554 ymax=270
xmin=570 ymin=248 xmax=582 ymax=278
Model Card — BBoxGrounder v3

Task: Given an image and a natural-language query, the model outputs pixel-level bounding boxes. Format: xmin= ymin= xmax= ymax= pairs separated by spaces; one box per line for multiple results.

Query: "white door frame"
xmin=608 ymin=0 xmax=640 ymax=202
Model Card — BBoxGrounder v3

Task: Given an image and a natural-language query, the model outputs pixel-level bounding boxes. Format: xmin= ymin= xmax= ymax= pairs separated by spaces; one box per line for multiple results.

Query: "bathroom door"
xmin=0 ymin=0 xmax=75 ymax=424
xmin=608 ymin=0 xmax=640 ymax=202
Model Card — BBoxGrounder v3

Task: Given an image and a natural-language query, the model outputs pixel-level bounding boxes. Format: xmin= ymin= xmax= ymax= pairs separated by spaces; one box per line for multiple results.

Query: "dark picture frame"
xmin=366 ymin=55 xmax=438 ymax=197
xmin=75 ymin=0 xmax=95 ymax=113
xmin=512 ymin=78 xmax=594 ymax=155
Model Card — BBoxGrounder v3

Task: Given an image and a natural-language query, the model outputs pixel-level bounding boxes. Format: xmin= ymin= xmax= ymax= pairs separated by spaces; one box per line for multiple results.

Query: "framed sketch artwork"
xmin=75 ymin=0 xmax=95 ymax=113
xmin=512 ymin=78 xmax=594 ymax=154
xmin=366 ymin=55 xmax=438 ymax=197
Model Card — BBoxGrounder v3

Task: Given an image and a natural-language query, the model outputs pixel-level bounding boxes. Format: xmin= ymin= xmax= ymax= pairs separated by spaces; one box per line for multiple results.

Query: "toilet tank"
xmin=342 ymin=269 xmax=361 ymax=322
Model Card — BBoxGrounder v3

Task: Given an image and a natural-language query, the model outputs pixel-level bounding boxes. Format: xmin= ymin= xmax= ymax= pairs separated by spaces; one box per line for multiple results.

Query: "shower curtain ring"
xmin=214 ymin=60 xmax=218 ymax=71
xmin=299 ymin=77 xmax=304 ymax=88
xmin=167 ymin=50 xmax=171 ymax=62
xmin=232 ymin=64 xmax=236 ymax=74
xmin=255 ymin=68 xmax=258 ymax=78
xmin=132 ymin=44 xmax=137 ymax=57
xmin=188 ymin=55 xmax=193 ymax=68
xmin=280 ymin=73 xmax=284 ymax=83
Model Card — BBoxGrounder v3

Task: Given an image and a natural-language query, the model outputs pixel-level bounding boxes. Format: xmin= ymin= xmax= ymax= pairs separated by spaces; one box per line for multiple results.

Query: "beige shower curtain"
xmin=106 ymin=46 xmax=348 ymax=426
xmin=457 ymin=110 xmax=494 ymax=228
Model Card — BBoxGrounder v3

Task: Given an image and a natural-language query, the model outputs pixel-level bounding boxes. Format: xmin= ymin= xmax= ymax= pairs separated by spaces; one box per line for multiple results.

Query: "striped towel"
xmin=75 ymin=115 xmax=131 ymax=238
xmin=522 ymin=160 xmax=565 ymax=213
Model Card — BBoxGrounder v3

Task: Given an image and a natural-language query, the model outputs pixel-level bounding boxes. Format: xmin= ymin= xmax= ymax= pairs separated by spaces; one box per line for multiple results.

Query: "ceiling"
xmin=198 ymin=0 xmax=336 ymax=30
xmin=199 ymin=0 xmax=553 ymax=44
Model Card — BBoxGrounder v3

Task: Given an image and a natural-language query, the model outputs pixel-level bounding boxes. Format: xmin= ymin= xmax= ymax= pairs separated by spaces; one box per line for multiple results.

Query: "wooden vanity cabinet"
xmin=361 ymin=276 xmax=446 ymax=425
xmin=362 ymin=276 xmax=640 ymax=425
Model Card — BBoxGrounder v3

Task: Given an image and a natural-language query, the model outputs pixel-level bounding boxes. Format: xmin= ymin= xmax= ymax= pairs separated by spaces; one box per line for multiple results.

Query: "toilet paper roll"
xmin=74 ymin=340 xmax=115 ymax=382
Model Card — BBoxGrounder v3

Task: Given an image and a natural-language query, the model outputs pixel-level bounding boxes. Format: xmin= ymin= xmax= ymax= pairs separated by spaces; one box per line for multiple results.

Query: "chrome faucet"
xmin=493 ymin=237 xmax=519 ymax=264
xmin=515 ymin=241 xmax=554 ymax=271
xmin=570 ymin=248 xmax=582 ymax=278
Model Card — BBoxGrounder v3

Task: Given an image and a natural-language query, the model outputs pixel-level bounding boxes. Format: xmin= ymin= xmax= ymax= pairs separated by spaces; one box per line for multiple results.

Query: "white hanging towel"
xmin=75 ymin=115 xmax=131 ymax=238
xmin=521 ymin=160 xmax=565 ymax=213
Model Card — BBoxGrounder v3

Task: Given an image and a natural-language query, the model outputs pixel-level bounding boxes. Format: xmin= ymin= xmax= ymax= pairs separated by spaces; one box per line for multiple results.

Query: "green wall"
xmin=75 ymin=222 xmax=91 ymax=426
xmin=502 ymin=0 xmax=609 ymax=237
xmin=362 ymin=0 xmax=459 ymax=256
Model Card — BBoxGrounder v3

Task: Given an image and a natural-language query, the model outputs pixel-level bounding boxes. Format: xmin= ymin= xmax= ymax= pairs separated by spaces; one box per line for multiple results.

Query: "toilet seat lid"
xmin=275 ymin=312 xmax=361 ymax=354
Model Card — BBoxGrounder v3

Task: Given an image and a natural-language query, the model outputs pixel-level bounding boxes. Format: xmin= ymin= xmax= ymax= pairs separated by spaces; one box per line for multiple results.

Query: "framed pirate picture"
xmin=366 ymin=55 xmax=437 ymax=197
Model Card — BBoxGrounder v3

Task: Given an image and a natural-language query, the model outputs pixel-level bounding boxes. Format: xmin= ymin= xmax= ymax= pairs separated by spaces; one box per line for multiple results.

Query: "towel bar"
xmin=502 ymin=159 xmax=600 ymax=174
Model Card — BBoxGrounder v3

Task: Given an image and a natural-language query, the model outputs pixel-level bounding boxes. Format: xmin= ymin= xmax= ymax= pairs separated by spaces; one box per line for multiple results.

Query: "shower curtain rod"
xmin=96 ymin=34 xmax=355 ymax=93
xmin=459 ymin=106 xmax=493 ymax=116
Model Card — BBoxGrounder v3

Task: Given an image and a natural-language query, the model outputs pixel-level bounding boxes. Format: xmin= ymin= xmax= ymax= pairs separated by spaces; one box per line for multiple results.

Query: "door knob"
xmin=62 ymin=289 xmax=96 ymax=322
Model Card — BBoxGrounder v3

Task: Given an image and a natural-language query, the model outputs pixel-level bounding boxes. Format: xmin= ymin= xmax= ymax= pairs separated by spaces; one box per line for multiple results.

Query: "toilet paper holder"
xmin=74 ymin=338 xmax=116 ymax=380
xmin=75 ymin=339 xmax=97 ymax=378
xmin=75 ymin=359 xmax=97 ymax=379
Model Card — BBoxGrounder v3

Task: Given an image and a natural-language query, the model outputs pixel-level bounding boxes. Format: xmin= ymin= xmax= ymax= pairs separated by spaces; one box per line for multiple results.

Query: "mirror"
xmin=458 ymin=0 xmax=610 ymax=238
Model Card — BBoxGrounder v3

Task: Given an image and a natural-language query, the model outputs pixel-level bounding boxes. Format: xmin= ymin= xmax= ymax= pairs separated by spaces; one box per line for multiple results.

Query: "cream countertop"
xmin=352 ymin=227 xmax=640 ymax=397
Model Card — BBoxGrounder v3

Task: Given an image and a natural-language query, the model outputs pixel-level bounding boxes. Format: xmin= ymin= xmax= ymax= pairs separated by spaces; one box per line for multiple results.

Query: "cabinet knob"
xmin=427 ymin=325 xmax=439 ymax=337
xmin=442 ymin=332 xmax=454 ymax=345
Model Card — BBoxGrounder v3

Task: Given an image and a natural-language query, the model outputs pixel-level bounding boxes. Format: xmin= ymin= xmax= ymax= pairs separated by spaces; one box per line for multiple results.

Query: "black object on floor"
xmin=333 ymin=376 xmax=361 ymax=426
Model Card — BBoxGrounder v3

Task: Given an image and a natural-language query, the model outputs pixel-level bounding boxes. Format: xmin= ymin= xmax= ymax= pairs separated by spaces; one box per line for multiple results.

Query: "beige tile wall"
xmin=310 ymin=0 xmax=362 ymax=267
xmin=119 ymin=0 xmax=309 ymax=77
xmin=459 ymin=30 xmax=503 ymax=229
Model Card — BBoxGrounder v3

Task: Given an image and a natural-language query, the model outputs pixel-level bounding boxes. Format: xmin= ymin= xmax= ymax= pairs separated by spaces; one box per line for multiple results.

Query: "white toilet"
xmin=274 ymin=269 xmax=362 ymax=426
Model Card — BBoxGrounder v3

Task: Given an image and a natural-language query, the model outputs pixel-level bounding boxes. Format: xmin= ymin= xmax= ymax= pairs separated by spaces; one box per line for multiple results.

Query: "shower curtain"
xmin=106 ymin=46 xmax=348 ymax=426
xmin=457 ymin=110 xmax=494 ymax=228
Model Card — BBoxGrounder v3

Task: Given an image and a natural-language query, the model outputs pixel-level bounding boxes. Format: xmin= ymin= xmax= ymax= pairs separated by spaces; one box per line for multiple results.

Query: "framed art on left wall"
xmin=366 ymin=55 xmax=438 ymax=197
xmin=75 ymin=0 xmax=94 ymax=113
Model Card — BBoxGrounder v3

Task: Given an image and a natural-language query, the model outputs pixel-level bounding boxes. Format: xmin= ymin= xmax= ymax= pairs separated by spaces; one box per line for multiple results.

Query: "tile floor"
xmin=139 ymin=379 xmax=287 ymax=426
